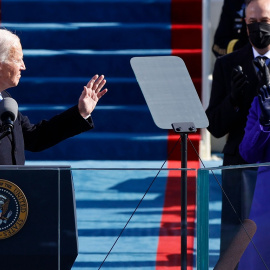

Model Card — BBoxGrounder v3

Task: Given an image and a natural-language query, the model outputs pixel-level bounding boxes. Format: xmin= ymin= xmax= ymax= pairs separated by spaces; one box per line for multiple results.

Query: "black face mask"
xmin=247 ymin=22 xmax=270 ymax=49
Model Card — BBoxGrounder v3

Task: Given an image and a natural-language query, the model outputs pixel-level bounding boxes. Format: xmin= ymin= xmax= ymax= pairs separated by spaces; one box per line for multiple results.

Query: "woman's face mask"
xmin=247 ymin=22 xmax=270 ymax=49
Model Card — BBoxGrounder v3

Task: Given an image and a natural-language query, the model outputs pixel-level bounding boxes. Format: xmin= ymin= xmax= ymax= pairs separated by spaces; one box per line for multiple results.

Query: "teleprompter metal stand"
xmin=130 ymin=56 xmax=209 ymax=270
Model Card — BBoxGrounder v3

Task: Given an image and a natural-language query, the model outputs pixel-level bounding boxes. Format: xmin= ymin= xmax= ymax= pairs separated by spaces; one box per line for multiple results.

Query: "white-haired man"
xmin=0 ymin=28 xmax=107 ymax=164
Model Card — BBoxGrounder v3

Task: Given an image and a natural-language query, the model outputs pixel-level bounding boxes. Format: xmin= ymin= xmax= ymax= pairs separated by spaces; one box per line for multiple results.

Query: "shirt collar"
xmin=252 ymin=47 xmax=270 ymax=59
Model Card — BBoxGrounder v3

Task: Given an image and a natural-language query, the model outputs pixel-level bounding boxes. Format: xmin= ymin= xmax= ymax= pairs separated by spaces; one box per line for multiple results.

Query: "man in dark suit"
xmin=206 ymin=0 xmax=270 ymax=260
xmin=0 ymin=28 xmax=108 ymax=165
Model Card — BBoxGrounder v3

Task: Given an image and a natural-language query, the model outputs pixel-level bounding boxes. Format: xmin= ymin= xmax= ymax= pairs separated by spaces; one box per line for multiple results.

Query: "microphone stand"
xmin=0 ymin=130 xmax=11 ymax=140
xmin=0 ymin=120 xmax=13 ymax=140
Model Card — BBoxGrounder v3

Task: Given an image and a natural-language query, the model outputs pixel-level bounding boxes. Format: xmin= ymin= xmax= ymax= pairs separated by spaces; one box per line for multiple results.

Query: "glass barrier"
xmin=6 ymin=162 xmax=269 ymax=270
xmin=197 ymin=163 xmax=270 ymax=270
xmin=0 ymin=164 xmax=198 ymax=270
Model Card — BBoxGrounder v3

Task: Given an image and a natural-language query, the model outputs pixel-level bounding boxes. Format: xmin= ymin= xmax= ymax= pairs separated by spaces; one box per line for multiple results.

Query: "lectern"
xmin=0 ymin=166 xmax=78 ymax=270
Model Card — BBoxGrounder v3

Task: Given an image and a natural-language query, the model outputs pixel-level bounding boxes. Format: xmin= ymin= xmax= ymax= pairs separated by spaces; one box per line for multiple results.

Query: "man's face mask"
xmin=247 ymin=22 xmax=270 ymax=49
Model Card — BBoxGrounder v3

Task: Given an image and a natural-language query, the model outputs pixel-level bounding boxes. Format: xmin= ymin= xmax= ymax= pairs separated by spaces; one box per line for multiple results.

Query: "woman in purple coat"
xmin=239 ymin=84 xmax=270 ymax=269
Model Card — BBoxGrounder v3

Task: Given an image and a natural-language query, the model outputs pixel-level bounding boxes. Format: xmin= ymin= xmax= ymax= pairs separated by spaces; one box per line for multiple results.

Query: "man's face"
xmin=246 ymin=0 xmax=270 ymax=25
xmin=0 ymin=41 xmax=26 ymax=90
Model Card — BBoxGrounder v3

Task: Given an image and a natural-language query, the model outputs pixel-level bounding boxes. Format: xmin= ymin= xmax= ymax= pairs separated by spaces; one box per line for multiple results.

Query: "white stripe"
xmin=22 ymin=49 xmax=172 ymax=56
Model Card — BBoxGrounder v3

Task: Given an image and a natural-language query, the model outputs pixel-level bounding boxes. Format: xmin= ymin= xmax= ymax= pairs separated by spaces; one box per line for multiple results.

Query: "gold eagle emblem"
xmin=0 ymin=194 xmax=12 ymax=224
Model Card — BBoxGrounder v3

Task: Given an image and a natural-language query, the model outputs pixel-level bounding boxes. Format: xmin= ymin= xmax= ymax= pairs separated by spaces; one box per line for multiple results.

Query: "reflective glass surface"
xmin=197 ymin=163 xmax=270 ymax=270
xmin=0 ymin=163 xmax=198 ymax=270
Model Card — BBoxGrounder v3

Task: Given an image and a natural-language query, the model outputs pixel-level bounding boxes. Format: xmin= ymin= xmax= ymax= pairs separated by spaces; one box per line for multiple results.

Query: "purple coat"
xmin=239 ymin=96 xmax=270 ymax=269
xmin=240 ymin=96 xmax=270 ymax=164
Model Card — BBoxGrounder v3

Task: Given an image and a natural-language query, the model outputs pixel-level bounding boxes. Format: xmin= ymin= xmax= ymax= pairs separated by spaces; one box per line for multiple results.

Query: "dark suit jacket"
xmin=206 ymin=43 xmax=259 ymax=165
xmin=0 ymin=91 xmax=94 ymax=165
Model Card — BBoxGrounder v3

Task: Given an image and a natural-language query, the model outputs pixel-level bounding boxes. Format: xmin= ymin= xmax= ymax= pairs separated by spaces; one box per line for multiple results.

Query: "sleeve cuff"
xmin=260 ymin=123 xmax=270 ymax=132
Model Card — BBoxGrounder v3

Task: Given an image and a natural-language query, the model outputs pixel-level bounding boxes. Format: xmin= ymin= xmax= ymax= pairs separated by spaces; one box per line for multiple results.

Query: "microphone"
xmin=0 ymin=97 xmax=18 ymax=134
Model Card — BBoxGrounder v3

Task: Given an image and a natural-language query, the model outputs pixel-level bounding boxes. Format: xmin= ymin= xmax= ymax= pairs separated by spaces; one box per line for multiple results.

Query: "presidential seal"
xmin=0 ymin=179 xmax=28 ymax=239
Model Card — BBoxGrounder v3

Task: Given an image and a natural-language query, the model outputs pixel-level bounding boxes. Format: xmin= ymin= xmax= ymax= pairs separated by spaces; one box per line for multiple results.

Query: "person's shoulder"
xmin=1 ymin=91 xmax=11 ymax=98
xmin=215 ymin=43 xmax=252 ymax=67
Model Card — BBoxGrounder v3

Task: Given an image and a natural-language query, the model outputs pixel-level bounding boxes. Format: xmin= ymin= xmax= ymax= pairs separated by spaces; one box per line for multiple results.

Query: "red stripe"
xmin=172 ymin=25 xmax=202 ymax=30
xmin=156 ymin=136 xmax=199 ymax=269
xmin=156 ymin=0 xmax=202 ymax=267
xmin=156 ymin=134 xmax=200 ymax=268
xmin=172 ymin=49 xmax=202 ymax=54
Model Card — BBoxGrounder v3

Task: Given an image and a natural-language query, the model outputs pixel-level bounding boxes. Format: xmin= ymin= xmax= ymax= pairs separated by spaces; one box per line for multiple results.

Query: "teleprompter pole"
xmin=130 ymin=55 xmax=209 ymax=270
xmin=181 ymin=132 xmax=188 ymax=270
xmin=172 ymin=122 xmax=197 ymax=270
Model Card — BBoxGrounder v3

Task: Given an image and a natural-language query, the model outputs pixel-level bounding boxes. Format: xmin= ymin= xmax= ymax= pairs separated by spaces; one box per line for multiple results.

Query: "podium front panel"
xmin=0 ymin=166 xmax=78 ymax=270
